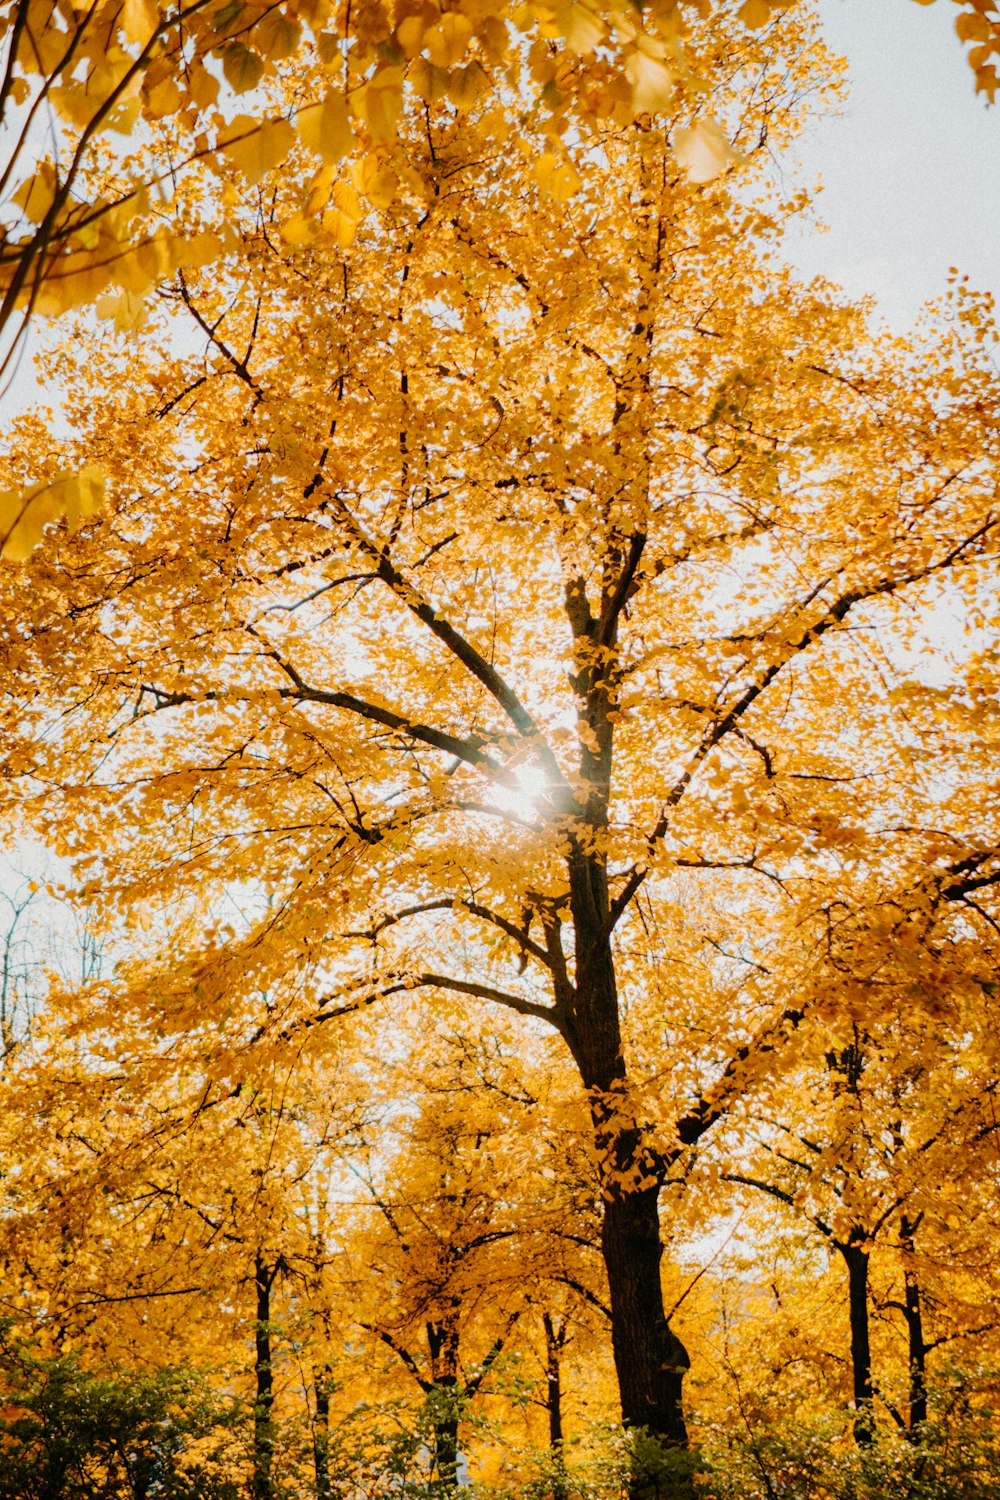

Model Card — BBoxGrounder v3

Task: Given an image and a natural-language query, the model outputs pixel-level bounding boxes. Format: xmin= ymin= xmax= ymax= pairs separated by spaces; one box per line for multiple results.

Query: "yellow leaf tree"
xmin=3 ymin=4 xmax=1000 ymax=1489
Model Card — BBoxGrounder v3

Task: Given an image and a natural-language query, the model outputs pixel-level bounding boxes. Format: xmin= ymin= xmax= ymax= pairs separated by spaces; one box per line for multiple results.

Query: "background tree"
xmin=0 ymin=1339 xmax=241 ymax=1500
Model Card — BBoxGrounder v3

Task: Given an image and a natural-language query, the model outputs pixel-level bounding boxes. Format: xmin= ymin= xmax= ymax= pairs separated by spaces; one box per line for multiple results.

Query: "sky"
xmin=787 ymin=0 xmax=1000 ymax=325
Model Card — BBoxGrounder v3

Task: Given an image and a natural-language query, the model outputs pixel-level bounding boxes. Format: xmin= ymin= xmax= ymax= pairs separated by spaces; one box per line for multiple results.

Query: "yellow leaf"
xmin=332 ymin=180 xmax=362 ymax=219
xmin=47 ymin=86 xmax=93 ymax=128
xmin=112 ymin=247 xmax=154 ymax=294
xmin=280 ymin=214 xmax=315 ymax=245
xmin=19 ymin=24 xmax=66 ymax=76
xmin=219 ymin=115 xmax=295 ymax=184
xmin=254 ymin=11 xmax=302 ymax=59
xmin=321 ymin=207 xmax=359 ymax=248
xmin=956 ymin=13 xmax=992 ymax=45
xmin=368 ymin=169 xmax=399 ymax=209
xmin=554 ymin=1 xmax=604 ymax=55
xmin=96 ymin=288 xmax=150 ymax=333
xmin=737 ymin=0 xmax=771 ymax=27
xmin=13 ymin=166 xmax=57 ymax=225
xmin=397 ymin=163 xmax=428 ymax=201
xmin=976 ymin=63 xmax=999 ymax=102
xmin=409 ymin=57 xmax=449 ymax=105
xmin=135 ymin=232 xmax=174 ymax=284
xmin=0 ymin=482 xmax=61 ymax=562
xmin=353 ymin=153 xmax=395 ymax=207
xmin=296 ymin=91 xmax=355 ymax=163
xmin=0 ymin=468 xmax=105 ymax=561
xmin=476 ymin=14 xmax=509 ymax=64
xmin=121 ymin=0 xmax=161 ymax=44
xmin=361 ymin=164 xmax=398 ymax=209
xmin=305 ymin=164 xmax=336 ymax=217
xmin=66 ymin=467 xmax=106 ymax=528
xmin=533 ymin=151 xmax=581 ymax=204
xmin=396 ymin=15 xmax=425 ymax=58
xmin=187 ymin=63 xmax=220 ymax=111
xmin=34 ymin=258 xmax=113 ymax=316
xmin=476 ymin=107 xmax=511 ymax=145
xmin=107 ymin=95 xmax=142 ymax=134
xmin=355 ymin=67 xmax=404 ymax=141
xmin=673 ymin=117 xmax=746 ymax=182
xmin=299 ymin=0 xmax=333 ymax=24
xmin=625 ymin=48 xmax=676 ymax=114
xmin=316 ymin=30 xmax=341 ymax=65
xmin=447 ymin=62 xmax=486 ymax=111
xmin=425 ymin=13 xmax=473 ymax=69
xmin=144 ymin=76 xmax=182 ymax=118
xmin=173 ymin=232 xmax=224 ymax=270
xmin=222 ymin=44 xmax=265 ymax=94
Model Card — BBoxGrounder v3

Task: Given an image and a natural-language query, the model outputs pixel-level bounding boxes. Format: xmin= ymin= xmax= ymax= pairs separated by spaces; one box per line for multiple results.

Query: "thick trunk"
xmin=601 ymin=1186 xmax=689 ymax=1445
xmin=543 ymin=1312 xmax=568 ymax=1500
xmin=313 ymin=1363 xmax=333 ymax=1500
xmin=253 ymin=1253 xmax=276 ymax=1500
xmin=840 ymin=1239 xmax=875 ymax=1447
xmin=432 ymin=1390 xmax=460 ymax=1493
xmin=568 ymin=852 xmax=691 ymax=1494
xmin=900 ymin=1218 xmax=927 ymax=1436
xmin=427 ymin=1317 xmax=462 ymax=1492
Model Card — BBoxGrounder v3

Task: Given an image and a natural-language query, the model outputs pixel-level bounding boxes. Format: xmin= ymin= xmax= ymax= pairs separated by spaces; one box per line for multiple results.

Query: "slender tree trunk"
xmin=839 ymin=1238 xmax=875 ymax=1447
xmin=254 ymin=1253 xmax=276 ymax=1500
xmin=313 ymin=1363 xmax=333 ymax=1500
xmin=543 ymin=1312 xmax=569 ymax=1500
xmin=899 ymin=1217 xmax=927 ymax=1436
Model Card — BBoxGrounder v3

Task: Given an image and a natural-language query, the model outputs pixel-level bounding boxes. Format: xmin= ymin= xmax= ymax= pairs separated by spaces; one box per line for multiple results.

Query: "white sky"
xmin=788 ymin=0 xmax=1000 ymax=324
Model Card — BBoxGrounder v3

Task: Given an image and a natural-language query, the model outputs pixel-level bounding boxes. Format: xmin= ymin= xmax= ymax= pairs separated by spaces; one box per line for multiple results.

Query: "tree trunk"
xmin=568 ymin=848 xmax=691 ymax=1496
xmin=253 ymin=1253 xmax=276 ymax=1500
xmin=601 ymin=1186 xmax=689 ymax=1445
xmin=839 ymin=1238 xmax=875 ymax=1447
xmin=313 ymin=1363 xmax=333 ymax=1500
xmin=432 ymin=1388 xmax=460 ymax=1492
xmin=427 ymin=1317 xmax=462 ymax=1492
xmin=543 ymin=1312 xmax=568 ymax=1500
xmin=899 ymin=1217 xmax=927 ymax=1436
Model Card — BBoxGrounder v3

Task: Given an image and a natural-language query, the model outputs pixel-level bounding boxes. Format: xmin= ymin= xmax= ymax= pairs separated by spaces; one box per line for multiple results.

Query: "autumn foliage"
xmin=0 ymin=0 xmax=999 ymax=1496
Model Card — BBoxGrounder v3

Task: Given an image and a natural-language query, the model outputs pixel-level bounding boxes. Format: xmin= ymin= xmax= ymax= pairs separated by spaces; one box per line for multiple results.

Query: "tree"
xmin=0 ymin=1335 xmax=240 ymax=1500
xmin=0 ymin=942 xmax=391 ymax=1499
xmin=3 ymin=2 xmax=1000 ymax=1488
xmin=328 ymin=1019 xmax=608 ymax=1493
xmin=696 ymin=839 xmax=1000 ymax=1444
xmin=726 ymin=1025 xmax=1000 ymax=1446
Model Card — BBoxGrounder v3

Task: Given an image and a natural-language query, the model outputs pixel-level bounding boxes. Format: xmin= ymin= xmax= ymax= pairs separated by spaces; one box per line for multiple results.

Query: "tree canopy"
xmin=0 ymin=2 xmax=999 ymax=1497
